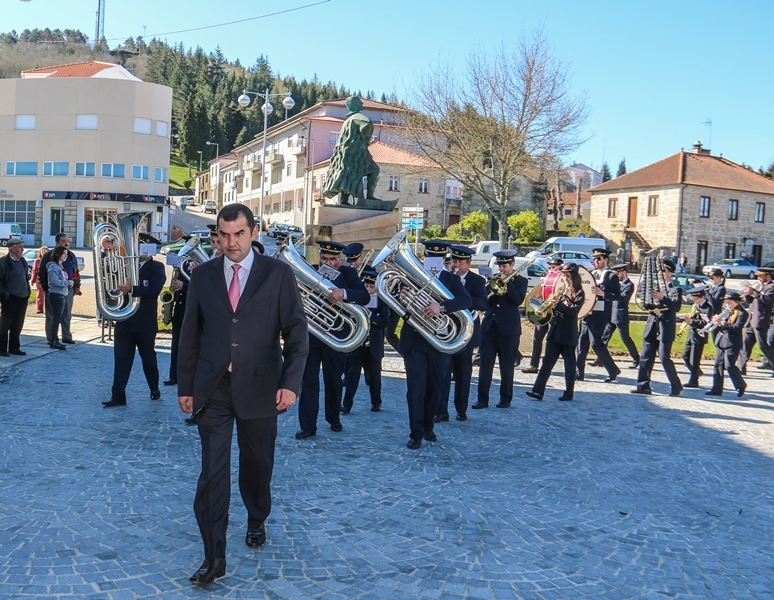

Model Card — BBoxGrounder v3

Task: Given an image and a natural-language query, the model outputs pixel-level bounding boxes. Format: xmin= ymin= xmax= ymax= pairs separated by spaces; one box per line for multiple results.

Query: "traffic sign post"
xmin=401 ymin=206 xmax=424 ymax=253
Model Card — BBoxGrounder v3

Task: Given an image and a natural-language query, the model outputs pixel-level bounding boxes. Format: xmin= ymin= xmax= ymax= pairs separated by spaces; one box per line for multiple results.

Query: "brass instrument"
xmin=677 ymin=303 xmax=709 ymax=336
xmin=177 ymin=234 xmax=212 ymax=281
xmin=698 ymin=308 xmax=731 ymax=338
xmin=92 ymin=212 xmax=150 ymax=321
xmin=526 ymin=279 xmax=566 ymax=326
xmin=525 ymin=266 xmax=596 ymax=326
xmin=372 ymin=230 xmax=474 ymax=354
xmin=635 ymin=255 xmax=678 ymax=312
xmin=357 ymin=249 xmax=374 ymax=277
xmin=742 ymin=279 xmax=763 ymax=293
xmin=487 ymin=259 xmax=535 ymax=296
xmin=160 ymin=267 xmax=179 ymax=325
xmin=274 ymin=238 xmax=370 ymax=353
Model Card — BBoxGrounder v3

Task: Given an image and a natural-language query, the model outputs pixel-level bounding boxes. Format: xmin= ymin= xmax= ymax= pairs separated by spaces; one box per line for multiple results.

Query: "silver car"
xmin=701 ymin=258 xmax=757 ymax=279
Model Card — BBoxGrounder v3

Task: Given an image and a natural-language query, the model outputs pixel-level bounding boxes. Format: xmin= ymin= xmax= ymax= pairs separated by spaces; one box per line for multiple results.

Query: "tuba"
xmin=372 ymin=230 xmax=474 ymax=354
xmin=177 ymin=234 xmax=212 ymax=281
xmin=275 ymin=238 xmax=370 ymax=353
xmin=92 ymin=212 xmax=149 ymax=321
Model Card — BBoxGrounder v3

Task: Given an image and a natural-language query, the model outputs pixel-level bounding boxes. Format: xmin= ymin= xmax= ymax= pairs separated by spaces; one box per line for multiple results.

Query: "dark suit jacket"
xmin=612 ymin=278 xmax=634 ymax=325
xmin=744 ymin=280 xmax=774 ymax=330
xmin=366 ymin=297 xmax=390 ymax=359
xmin=127 ymin=258 xmax=166 ymax=327
xmin=716 ymin=306 xmax=748 ymax=349
xmin=548 ymin=290 xmax=585 ymax=346
xmin=686 ymin=299 xmax=713 ymax=344
xmin=329 ymin=264 xmax=369 ymax=307
xmin=178 ymin=250 xmax=309 ymax=420
xmin=642 ymin=283 xmax=682 ymax=344
xmin=481 ymin=275 xmax=528 ymax=336
xmin=707 ymin=283 xmax=726 ymax=316
xmin=399 ymin=269 xmax=471 ymax=354
xmin=461 ymin=270 xmax=489 ymax=350
xmin=585 ymin=268 xmax=621 ymax=324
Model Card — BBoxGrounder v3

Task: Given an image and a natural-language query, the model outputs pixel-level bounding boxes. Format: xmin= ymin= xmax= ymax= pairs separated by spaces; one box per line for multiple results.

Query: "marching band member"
xmin=600 ymin=263 xmax=640 ymax=369
xmin=296 ymin=241 xmax=369 ymax=440
xmin=575 ymin=248 xmax=621 ymax=382
xmin=523 ymin=257 xmax=563 ymax=375
xmin=630 ymin=259 xmax=683 ymax=396
xmin=436 ymin=245 xmax=489 ymax=422
xmin=526 ymin=262 xmax=585 ymax=401
xmin=681 ymin=287 xmax=712 ymax=388
xmin=472 ymin=250 xmax=528 ymax=410
xmin=707 ymin=292 xmax=747 ymax=397
xmin=737 ymin=267 xmax=774 ymax=375
xmin=342 ymin=242 xmax=365 ymax=272
xmin=706 ymin=268 xmax=727 ymax=317
xmin=341 ymin=270 xmax=389 ymax=413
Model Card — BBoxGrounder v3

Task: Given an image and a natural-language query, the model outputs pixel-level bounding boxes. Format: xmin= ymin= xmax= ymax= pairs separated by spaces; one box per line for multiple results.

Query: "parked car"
xmin=469 ymin=240 xmax=501 ymax=267
xmin=525 ymin=236 xmax=607 ymax=259
xmin=160 ymin=229 xmax=212 ymax=256
xmin=760 ymin=261 xmax=774 ymax=270
xmin=537 ymin=251 xmax=595 ymax=271
xmin=203 ymin=200 xmax=217 ymax=214
xmin=670 ymin=274 xmax=711 ymax=304
xmin=267 ymin=223 xmax=303 ymax=240
xmin=482 ymin=256 xmax=548 ymax=295
xmin=701 ymin=258 xmax=757 ymax=279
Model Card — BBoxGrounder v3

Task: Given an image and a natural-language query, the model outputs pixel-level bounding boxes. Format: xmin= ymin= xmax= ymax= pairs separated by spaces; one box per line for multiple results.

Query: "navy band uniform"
xmin=681 ymin=287 xmax=712 ymax=388
xmin=708 ymin=292 xmax=748 ymax=397
xmin=600 ymin=263 xmax=640 ymax=367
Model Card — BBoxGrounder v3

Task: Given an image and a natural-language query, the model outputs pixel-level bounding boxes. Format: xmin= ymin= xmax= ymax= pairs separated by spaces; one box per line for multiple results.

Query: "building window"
xmin=156 ymin=121 xmax=168 ymax=137
xmin=154 ymin=168 xmax=167 ymax=183
xmin=607 ymin=197 xmax=618 ymax=218
xmin=286 ymin=162 xmax=292 ymax=177
xmin=755 ymin=202 xmax=765 ymax=223
xmin=389 ymin=176 xmax=400 ymax=192
xmin=43 ymin=162 xmax=69 ymax=176
xmin=329 ymin=132 xmax=339 ymax=144
xmin=647 ymin=195 xmax=659 ymax=216
xmin=76 ymin=115 xmax=98 ymax=130
xmin=133 ymin=118 xmax=152 ymax=135
xmin=419 ymin=178 xmax=429 ymax=194
xmin=15 ymin=115 xmax=35 ymax=130
xmin=101 ymin=163 xmax=125 ymax=178
xmin=75 ymin=162 xmax=96 ymax=177
xmin=5 ymin=162 xmax=38 ymax=176
xmin=725 ymin=243 xmax=736 ymax=259
xmin=132 ymin=165 xmax=149 ymax=180
xmin=728 ymin=199 xmax=739 ymax=221
xmin=0 ymin=200 xmax=36 ymax=235
xmin=699 ymin=196 xmax=711 ymax=218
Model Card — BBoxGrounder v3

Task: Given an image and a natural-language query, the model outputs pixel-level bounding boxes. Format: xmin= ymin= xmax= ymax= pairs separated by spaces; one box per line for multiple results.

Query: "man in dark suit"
xmin=177 ymin=203 xmax=308 ymax=585
xmin=436 ymin=245 xmax=488 ymax=422
xmin=296 ymin=241 xmax=369 ymax=439
xmin=0 ymin=239 xmax=31 ymax=357
xmin=601 ymin=263 xmax=640 ymax=369
xmin=681 ymin=287 xmax=713 ymax=388
xmin=473 ymin=249 xmax=528 ymax=410
xmin=738 ymin=267 xmax=774 ymax=375
xmin=342 ymin=270 xmax=389 ymax=412
xmin=707 ymin=292 xmax=748 ymax=397
xmin=400 ymin=240 xmax=471 ymax=449
xmin=631 ymin=259 xmax=683 ymax=396
xmin=576 ymin=248 xmax=622 ymax=382
xmin=102 ymin=250 xmax=166 ymax=407
xmin=523 ymin=257 xmax=563 ymax=374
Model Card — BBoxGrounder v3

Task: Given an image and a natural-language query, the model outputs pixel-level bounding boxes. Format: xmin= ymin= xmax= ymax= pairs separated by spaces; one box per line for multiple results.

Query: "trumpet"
xmin=160 ymin=267 xmax=179 ymax=325
xmin=487 ymin=259 xmax=534 ymax=296
xmin=677 ymin=303 xmax=699 ymax=336
xmin=697 ymin=308 xmax=730 ymax=338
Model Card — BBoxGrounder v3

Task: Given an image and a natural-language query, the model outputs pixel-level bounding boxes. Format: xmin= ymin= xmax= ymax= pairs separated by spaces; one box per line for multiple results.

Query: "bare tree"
xmin=402 ymin=31 xmax=588 ymax=245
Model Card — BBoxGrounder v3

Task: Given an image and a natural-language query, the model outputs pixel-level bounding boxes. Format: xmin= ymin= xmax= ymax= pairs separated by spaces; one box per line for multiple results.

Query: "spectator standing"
xmin=0 ymin=240 xmax=31 ymax=357
xmin=45 ymin=246 xmax=72 ymax=350
xmin=30 ymin=246 xmax=49 ymax=313
xmin=679 ymin=253 xmax=688 ymax=274
xmin=38 ymin=233 xmax=80 ymax=346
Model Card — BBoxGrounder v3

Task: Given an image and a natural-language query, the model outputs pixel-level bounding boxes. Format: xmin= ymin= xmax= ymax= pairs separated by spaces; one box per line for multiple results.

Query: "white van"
xmin=526 ymin=236 xmax=606 ymax=259
xmin=0 ymin=223 xmax=23 ymax=247
xmin=470 ymin=240 xmax=501 ymax=267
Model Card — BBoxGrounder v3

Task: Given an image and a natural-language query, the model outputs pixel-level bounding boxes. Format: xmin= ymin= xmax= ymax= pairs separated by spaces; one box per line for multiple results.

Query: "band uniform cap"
xmin=709 ymin=268 xmax=724 ymax=277
xmin=725 ymin=291 xmax=743 ymax=302
xmin=422 ymin=240 xmax=450 ymax=257
xmin=547 ymin=257 xmax=564 ymax=266
xmin=610 ymin=262 xmax=629 ymax=272
xmin=591 ymin=247 xmax=610 ymax=258
xmin=661 ymin=259 xmax=676 ymax=272
xmin=361 ymin=270 xmax=377 ymax=285
xmin=5 ymin=239 xmax=23 ymax=248
xmin=206 ymin=224 xmax=218 ymax=232
xmin=251 ymin=240 xmax=265 ymax=255
xmin=342 ymin=242 xmax=364 ymax=261
xmin=687 ymin=285 xmax=707 ymax=296
xmin=560 ymin=261 xmax=579 ymax=273
xmin=449 ymin=245 xmax=475 ymax=260
xmin=317 ymin=240 xmax=346 ymax=255
xmin=493 ymin=249 xmax=518 ymax=264
xmin=755 ymin=267 xmax=774 ymax=275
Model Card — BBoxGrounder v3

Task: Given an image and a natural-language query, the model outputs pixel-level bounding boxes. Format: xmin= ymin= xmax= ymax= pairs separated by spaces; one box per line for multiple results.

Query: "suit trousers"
xmin=739 ymin=327 xmax=774 ymax=373
xmin=477 ymin=323 xmax=518 ymax=405
xmin=298 ymin=338 xmax=346 ymax=432
xmin=637 ymin=337 xmax=681 ymax=391
xmin=576 ymin=315 xmax=619 ymax=377
xmin=682 ymin=334 xmax=706 ymax=384
xmin=0 ymin=294 xmax=28 ymax=352
xmin=169 ymin=321 xmax=182 ymax=380
xmin=712 ymin=347 xmax=745 ymax=393
xmin=111 ymin=320 xmax=159 ymax=401
xmin=385 ymin=309 xmax=401 ymax=352
xmin=194 ymin=373 xmax=277 ymax=560
xmin=403 ymin=342 xmax=450 ymax=440
xmin=528 ymin=323 xmax=548 ymax=368
xmin=601 ymin=320 xmax=640 ymax=363
xmin=438 ymin=344 xmax=475 ymax=418
xmin=343 ymin=344 xmax=382 ymax=409
xmin=531 ymin=338 xmax=577 ymax=398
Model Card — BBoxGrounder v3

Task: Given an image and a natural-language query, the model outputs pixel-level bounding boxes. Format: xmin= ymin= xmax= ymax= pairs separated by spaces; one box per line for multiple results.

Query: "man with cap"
xmin=435 ymin=245 xmax=489 ymax=422
xmin=342 ymin=270 xmax=389 ymax=412
xmin=631 ymin=259 xmax=683 ymax=396
xmin=600 ymin=263 xmax=640 ymax=369
xmin=706 ymin=268 xmax=726 ymax=317
xmin=342 ymin=242 xmax=365 ymax=273
xmin=523 ymin=257 xmax=563 ymax=374
xmin=681 ymin=286 xmax=713 ymax=388
xmin=473 ymin=249 xmax=528 ymax=409
xmin=0 ymin=239 xmax=31 ymax=357
xmin=737 ymin=266 xmax=774 ymax=375
xmin=296 ymin=241 xmax=369 ymax=439
xmin=401 ymin=240 xmax=470 ymax=449
xmin=707 ymin=291 xmax=747 ymax=397
xmin=576 ymin=248 xmax=622 ymax=383
xmin=207 ymin=224 xmax=223 ymax=258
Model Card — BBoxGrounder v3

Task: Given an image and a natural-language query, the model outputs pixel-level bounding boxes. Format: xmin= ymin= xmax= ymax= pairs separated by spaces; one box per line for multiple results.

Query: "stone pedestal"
xmin=308 ymin=205 xmax=400 ymax=255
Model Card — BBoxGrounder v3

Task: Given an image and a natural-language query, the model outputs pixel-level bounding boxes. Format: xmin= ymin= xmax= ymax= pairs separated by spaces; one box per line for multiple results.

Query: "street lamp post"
xmin=206 ymin=140 xmax=219 ymax=160
xmin=237 ymin=88 xmax=295 ymax=242
xmin=206 ymin=141 xmax=220 ymax=208
xmin=197 ymin=150 xmax=203 ymax=172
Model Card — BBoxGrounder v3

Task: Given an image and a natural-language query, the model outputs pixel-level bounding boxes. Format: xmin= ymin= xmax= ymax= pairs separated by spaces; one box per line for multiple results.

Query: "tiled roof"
xmin=590 ymin=151 xmax=774 ymax=195
xmin=320 ymin=98 xmax=409 ymax=113
xmin=21 ymin=61 xmax=120 ymax=78
xmin=558 ymin=191 xmax=592 ymax=207
xmin=368 ymin=141 xmax=437 ymax=167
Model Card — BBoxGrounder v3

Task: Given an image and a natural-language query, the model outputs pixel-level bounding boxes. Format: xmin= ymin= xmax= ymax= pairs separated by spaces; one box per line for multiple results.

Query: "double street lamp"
xmin=237 ymin=88 xmax=295 ymax=242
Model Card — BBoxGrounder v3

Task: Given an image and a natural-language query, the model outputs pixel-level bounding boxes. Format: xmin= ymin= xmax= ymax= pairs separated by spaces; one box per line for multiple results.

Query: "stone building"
xmin=589 ymin=142 xmax=774 ymax=269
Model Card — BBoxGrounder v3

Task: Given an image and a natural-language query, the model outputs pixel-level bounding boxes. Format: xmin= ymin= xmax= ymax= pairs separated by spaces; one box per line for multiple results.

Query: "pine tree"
xmin=616 ymin=159 xmax=627 ymax=177
xmin=601 ymin=162 xmax=611 ymax=182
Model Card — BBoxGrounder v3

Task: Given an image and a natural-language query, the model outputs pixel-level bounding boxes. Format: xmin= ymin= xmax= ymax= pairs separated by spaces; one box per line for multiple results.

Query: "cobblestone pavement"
xmin=0 ymin=320 xmax=773 ymax=599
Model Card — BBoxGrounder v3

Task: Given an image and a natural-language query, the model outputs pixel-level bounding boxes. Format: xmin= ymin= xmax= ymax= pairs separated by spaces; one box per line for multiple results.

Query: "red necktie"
xmin=229 ymin=264 xmax=241 ymax=311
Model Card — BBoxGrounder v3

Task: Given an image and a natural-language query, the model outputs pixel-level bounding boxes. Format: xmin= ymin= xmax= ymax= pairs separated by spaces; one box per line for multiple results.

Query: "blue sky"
xmin=7 ymin=0 xmax=774 ymax=174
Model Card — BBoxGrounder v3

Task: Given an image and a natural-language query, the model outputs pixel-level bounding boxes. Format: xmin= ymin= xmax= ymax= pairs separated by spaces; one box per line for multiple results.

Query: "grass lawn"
xmin=169 ymin=153 xmax=196 ymax=191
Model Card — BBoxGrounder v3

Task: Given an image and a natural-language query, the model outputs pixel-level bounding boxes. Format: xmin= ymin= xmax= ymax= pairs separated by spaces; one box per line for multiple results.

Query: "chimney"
xmin=692 ymin=140 xmax=711 ymax=155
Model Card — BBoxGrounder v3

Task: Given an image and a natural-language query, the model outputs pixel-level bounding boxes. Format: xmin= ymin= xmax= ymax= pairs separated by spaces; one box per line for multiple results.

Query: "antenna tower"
xmin=95 ymin=0 xmax=105 ymax=45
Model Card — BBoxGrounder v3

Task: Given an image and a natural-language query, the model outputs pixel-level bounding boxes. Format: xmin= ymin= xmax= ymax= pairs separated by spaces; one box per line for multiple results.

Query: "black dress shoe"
xmin=0 ymin=351 xmax=9 ymax=357
xmin=61 ymin=339 xmax=76 ymax=345
xmin=705 ymin=390 xmax=723 ymax=397
xmin=575 ymin=374 xmax=584 ymax=381
xmin=628 ymin=362 xmax=639 ymax=369
xmin=407 ymin=438 xmax=422 ymax=450
xmin=471 ymin=401 xmax=488 ymax=409
xmin=370 ymin=404 xmax=381 ymax=412
xmin=150 ymin=389 xmax=161 ymax=400
xmin=245 ymin=523 xmax=266 ymax=548
xmin=189 ymin=558 xmax=226 ymax=585
xmin=295 ymin=430 xmax=316 ymax=440
xmin=49 ymin=343 xmax=67 ymax=350
xmin=558 ymin=394 xmax=573 ymax=401
xmin=456 ymin=414 xmax=467 ymax=421
xmin=588 ymin=359 xmax=601 ymax=367
xmin=8 ymin=350 xmax=26 ymax=356
xmin=525 ymin=391 xmax=543 ymax=401
xmin=522 ymin=366 xmax=538 ymax=374
xmin=185 ymin=415 xmax=197 ymax=425
xmin=423 ymin=431 xmax=437 ymax=442
xmin=496 ymin=401 xmax=511 ymax=408
xmin=102 ymin=398 xmax=127 ymax=407
xmin=432 ymin=414 xmax=449 ymax=423
xmin=340 ymin=405 xmax=351 ymax=414
xmin=630 ymin=387 xmax=652 ymax=395
xmin=684 ymin=382 xmax=699 ymax=388
xmin=604 ymin=369 xmax=621 ymax=383
xmin=163 ymin=379 xmax=177 ymax=386
xmin=669 ymin=387 xmax=683 ymax=397
xmin=736 ymin=387 xmax=746 ymax=397
xmin=330 ymin=422 xmax=343 ymax=432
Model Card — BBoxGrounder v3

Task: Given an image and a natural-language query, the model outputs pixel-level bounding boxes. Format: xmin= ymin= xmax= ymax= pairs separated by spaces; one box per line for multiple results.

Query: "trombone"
xmin=487 ymin=259 xmax=534 ymax=297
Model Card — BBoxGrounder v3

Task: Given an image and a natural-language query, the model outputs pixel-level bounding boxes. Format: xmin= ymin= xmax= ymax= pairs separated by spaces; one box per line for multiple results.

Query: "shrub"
xmin=445 ymin=222 xmax=463 ymax=238
xmin=423 ymin=224 xmax=443 ymax=239
xmin=461 ymin=210 xmax=488 ymax=236
xmin=507 ymin=211 xmax=542 ymax=243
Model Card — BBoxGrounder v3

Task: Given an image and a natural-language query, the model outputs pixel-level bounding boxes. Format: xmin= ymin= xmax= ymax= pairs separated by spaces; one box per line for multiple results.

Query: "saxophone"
xmin=160 ymin=267 xmax=179 ymax=325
